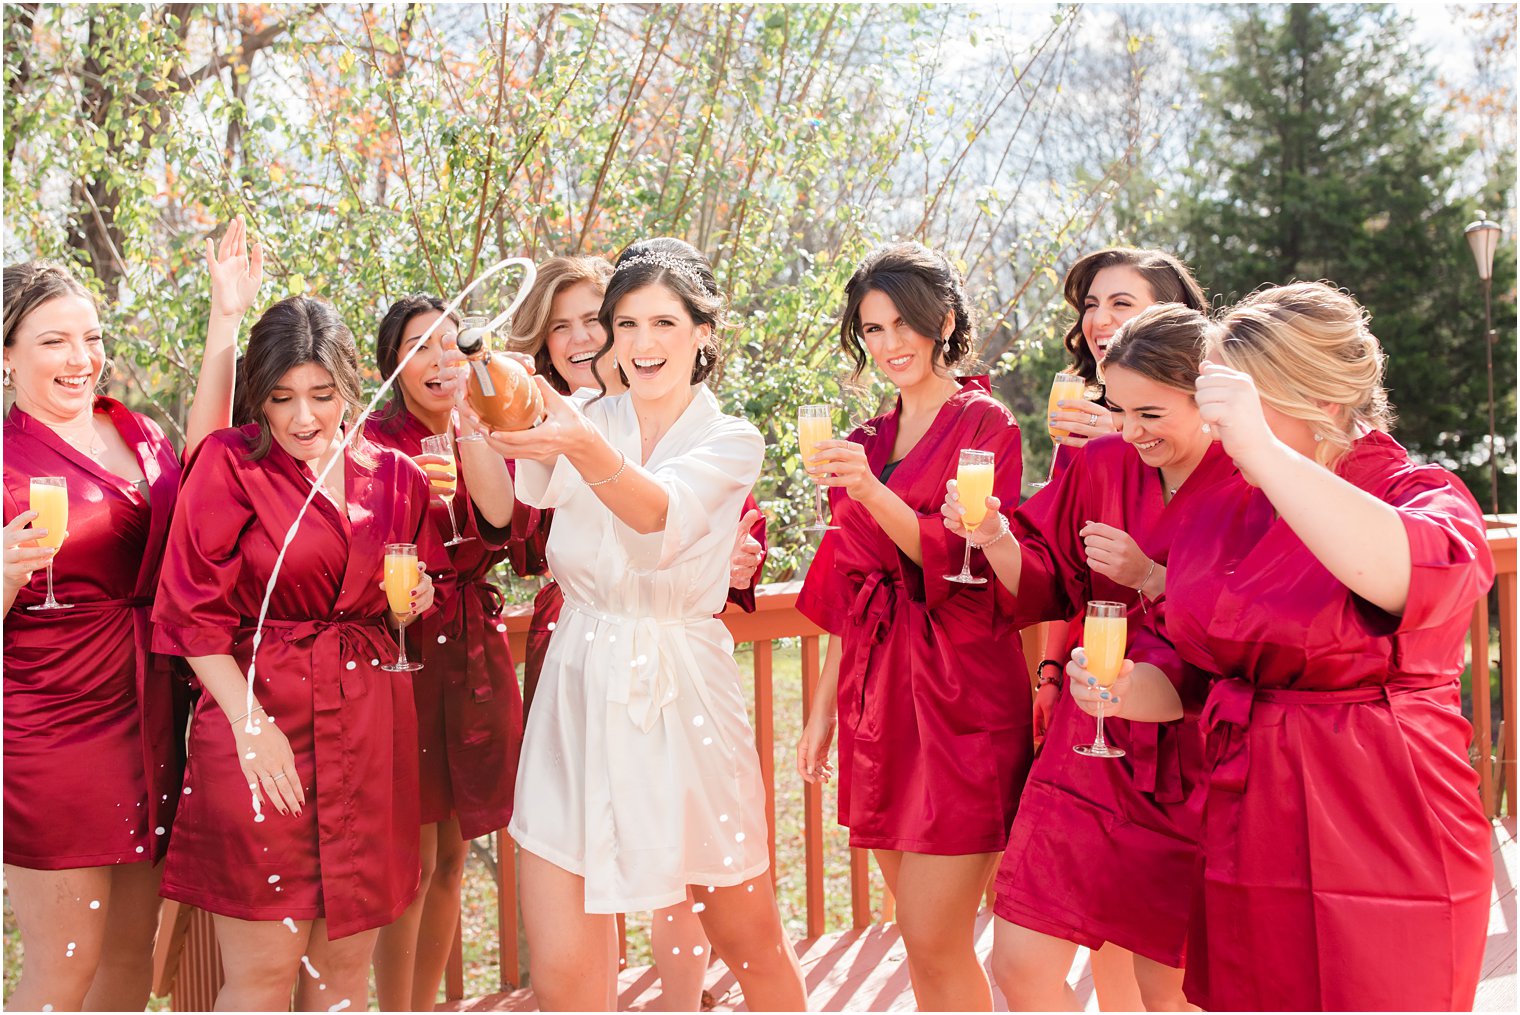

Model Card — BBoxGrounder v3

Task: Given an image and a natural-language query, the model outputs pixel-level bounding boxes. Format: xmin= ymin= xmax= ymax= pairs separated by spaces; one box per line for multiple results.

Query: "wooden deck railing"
xmin=152 ymin=518 xmax=1518 ymax=1008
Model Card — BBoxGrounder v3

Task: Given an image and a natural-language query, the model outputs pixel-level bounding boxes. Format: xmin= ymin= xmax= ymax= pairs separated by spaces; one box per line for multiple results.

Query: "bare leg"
xmin=83 ymin=861 xmax=164 ymax=1010
xmin=1090 ymin=944 xmax=1144 ymax=1012
xmin=989 ymin=915 xmax=1082 ymax=1012
xmin=874 ymin=849 xmax=999 ymax=1012
xmin=1133 ymin=952 xmax=1198 ymax=1012
xmin=294 ymin=920 xmax=380 ymax=1012
xmin=212 ymin=913 xmax=311 ymax=1011
xmin=411 ymin=817 xmax=468 ymax=1010
xmin=648 ymin=889 xmax=711 ymax=1011
xmin=693 ymin=871 xmax=806 ymax=1012
xmin=519 ymin=849 xmax=618 ymax=1011
xmin=374 ymin=821 xmax=442 ymax=1010
xmin=4 ymin=864 xmax=113 ymax=1011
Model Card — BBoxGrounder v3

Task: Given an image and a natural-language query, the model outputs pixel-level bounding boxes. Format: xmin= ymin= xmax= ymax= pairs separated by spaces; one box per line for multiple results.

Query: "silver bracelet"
xmin=1135 ymin=558 xmax=1157 ymax=612
xmin=231 ymin=705 xmax=267 ymax=726
xmin=969 ymin=512 xmax=1012 ymax=549
xmin=586 ymin=449 xmax=627 ymax=488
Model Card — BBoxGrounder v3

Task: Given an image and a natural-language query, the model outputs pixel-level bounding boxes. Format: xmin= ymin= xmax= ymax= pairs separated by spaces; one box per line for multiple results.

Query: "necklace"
xmin=52 ymin=418 xmax=104 ymax=457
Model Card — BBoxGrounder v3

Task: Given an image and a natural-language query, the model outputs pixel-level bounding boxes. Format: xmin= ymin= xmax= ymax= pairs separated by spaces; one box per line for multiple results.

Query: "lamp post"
xmin=1464 ymin=210 xmax=1503 ymax=515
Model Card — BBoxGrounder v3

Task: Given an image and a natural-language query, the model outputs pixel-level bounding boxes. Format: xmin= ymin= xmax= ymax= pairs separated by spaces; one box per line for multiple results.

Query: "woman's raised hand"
xmin=1194 ymin=362 xmax=1278 ymax=467
xmin=807 ymin=439 xmax=884 ymax=504
xmin=205 ymin=215 xmax=265 ymax=320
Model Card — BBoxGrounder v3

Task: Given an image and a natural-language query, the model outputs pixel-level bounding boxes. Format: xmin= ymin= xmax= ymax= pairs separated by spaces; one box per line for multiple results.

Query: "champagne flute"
xmin=381 ymin=543 xmax=424 ymax=672
xmin=420 ymin=433 xmax=473 ymax=547
xmin=1073 ymin=601 xmax=1127 ymax=759
xmin=1047 ymin=371 xmax=1088 ymax=441
xmin=26 ymin=476 xmax=73 ymax=611
xmin=798 ymin=404 xmax=839 ymax=534
xmin=946 ymin=450 xmax=994 ymax=585
xmin=454 ymin=316 xmax=491 ymax=443
xmin=1044 ymin=370 xmax=1090 ymax=486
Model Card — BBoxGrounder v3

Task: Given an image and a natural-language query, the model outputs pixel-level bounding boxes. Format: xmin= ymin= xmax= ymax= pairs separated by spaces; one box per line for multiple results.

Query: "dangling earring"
xmin=2 ymin=367 xmax=11 ymax=388
xmin=697 ymin=347 xmax=709 ymax=369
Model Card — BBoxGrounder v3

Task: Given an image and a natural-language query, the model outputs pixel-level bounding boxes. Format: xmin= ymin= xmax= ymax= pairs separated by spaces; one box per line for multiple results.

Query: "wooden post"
xmin=1473 ymin=591 xmax=1496 ymax=816
xmin=498 ymin=829 xmax=521 ymax=990
xmin=754 ymin=639 xmax=777 ymax=878
xmin=800 ymin=634 xmax=826 ymax=939
xmin=849 ymin=847 xmax=872 ymax=929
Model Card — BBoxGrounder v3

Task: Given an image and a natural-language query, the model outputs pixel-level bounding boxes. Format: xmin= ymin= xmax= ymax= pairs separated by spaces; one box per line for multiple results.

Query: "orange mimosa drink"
xmin=1048 ymin=372 xmax=1088 ymax=439
xmin=1083 ymin=613 xmax=1127 ymax=688
xmin=384 ymin=548 xmax=420 ymax=616
xmin=29 ymin=478 xmax=68 ymax=551
xmin=956 ymin=460 xmax=995 ymax=528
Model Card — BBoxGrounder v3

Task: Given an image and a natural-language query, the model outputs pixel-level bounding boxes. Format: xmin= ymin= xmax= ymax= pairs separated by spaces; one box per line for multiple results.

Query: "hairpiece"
xmin=613 ymin=252 xmax=709 ymax=293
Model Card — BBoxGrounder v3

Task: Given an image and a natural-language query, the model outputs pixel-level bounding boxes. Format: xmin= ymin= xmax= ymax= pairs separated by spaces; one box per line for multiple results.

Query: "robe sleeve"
xmin=796 ymin=526 xmax=847 ymax=635
xmin=614 ymin=419 xmax=765 ymax=573
xmin=912 ymin=401 xmax=1024 ymax=611
xmin=151 ymin=435 xmax=255 ymax=657
xmin=1126 ymin=599 xmax=1187 ymax=692
xmin=511 ymin=390 xmax=602 ymax=511
xmin=1378 ymin=468 xmax=1495 ymax=634
xmin=1000 ymin=455 xmax=1093 ymax=623
xmin=399 ymin=452 xmax=457 ymax=622
xmin=725 ymin=492 xmax=766 ymax=614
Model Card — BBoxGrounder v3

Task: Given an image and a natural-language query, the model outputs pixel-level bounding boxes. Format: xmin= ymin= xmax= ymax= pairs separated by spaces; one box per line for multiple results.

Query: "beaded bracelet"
xmin=586 ymin=449 xmax=627 ymax=488
xmin=969 ymin=512 xmax=1012 ymax=549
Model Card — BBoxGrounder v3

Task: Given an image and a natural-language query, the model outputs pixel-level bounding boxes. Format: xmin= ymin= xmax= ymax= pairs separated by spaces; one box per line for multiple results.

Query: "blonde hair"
xmin=508 ymin=256 xmax=614 ymax=394
xmin=1210 ymin=281 xmax=1394 ymax=466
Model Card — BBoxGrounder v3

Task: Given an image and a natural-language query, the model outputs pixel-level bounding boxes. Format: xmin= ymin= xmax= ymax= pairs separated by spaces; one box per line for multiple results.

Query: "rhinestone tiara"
xmin=612 ymin=251 xmax=710 ymax=292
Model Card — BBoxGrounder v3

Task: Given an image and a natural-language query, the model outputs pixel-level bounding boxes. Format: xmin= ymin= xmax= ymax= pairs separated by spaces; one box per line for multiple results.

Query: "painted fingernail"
xmin=1086 ymin=676 xmax=1097 ymax=687
xmin=1100 ymin=691 xmax=1111 ymax=700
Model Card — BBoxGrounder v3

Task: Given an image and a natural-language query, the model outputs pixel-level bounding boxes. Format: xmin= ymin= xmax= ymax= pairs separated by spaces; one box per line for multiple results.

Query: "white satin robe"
xmin=507 ymin=384 xmax=770 ymax=912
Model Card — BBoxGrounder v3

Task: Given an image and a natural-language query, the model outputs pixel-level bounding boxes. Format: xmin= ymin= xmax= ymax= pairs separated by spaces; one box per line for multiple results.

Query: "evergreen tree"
xmin=1170 ymin=3 xmax=1515 ymax=508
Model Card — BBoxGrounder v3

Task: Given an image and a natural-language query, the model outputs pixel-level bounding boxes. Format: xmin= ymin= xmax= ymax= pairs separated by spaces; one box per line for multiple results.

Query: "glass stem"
xmin=960 ymin=540 xmax=974 ymax=577
xmin=44 ymin=561 xmax=56 ymax=606
xmin=1094 ymin=699 xmax=1108 ymax=751
xmin=445 ymin=500 xmax=462 ymax=541
xmin=814 ymin=483 xmax=827 ymax=527
xmin=396 ymin=624 xmax=409 ymax=667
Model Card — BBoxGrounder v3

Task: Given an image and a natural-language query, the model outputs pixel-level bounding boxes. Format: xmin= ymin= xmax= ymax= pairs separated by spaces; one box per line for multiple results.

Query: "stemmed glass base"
xmin=27 ymin=562 xmax=73 ymax=610
xmin=804 ymin=486 xmax=838 ymax=535
xmin=1074 ymin=701 xmax=1125 ymax=758
xmin=382 ymin=628 xmax=423 ymax=673
xmin=442 ymin=501 xmax=474 ymax=547
xmin=945 ymin=540 xmax=987 ymax=585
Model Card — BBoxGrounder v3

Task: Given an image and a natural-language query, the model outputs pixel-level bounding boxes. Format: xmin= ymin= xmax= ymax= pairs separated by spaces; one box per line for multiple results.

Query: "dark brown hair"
xmin=593 ymin=238 xmax=725 ymax=398
xmin=1103 ymin=303 xmax=1214 ymax=393
xmin=839 ymin=242 xmax=976 ymax=381
xmin=374 ymin=293 xmax=460 ymax=426
xmin=1061 ymin=248 xmax=1208 ymax=384
xmin=509 ymin=256 xmax=614 ymax=394
xmin=235 ymin=295 xmax=369 ymax=462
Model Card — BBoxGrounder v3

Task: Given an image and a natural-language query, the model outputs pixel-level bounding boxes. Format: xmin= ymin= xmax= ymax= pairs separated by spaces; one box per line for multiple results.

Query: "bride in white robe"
xmin=480 ymin=239 xmax=807 ymax=1012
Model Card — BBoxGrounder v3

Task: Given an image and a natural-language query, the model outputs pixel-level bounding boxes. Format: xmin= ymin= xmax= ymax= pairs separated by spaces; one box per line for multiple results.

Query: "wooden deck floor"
xmin=444 ymin=817 xmax=1517 ymax=1012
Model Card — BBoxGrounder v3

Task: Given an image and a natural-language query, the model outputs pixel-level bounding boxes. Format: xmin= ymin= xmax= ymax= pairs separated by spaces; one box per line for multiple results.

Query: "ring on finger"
xmin=272 ymin=772 xmax=289 ymax=782
xmin=1087 ymin=412 xmax=1099 ymax=426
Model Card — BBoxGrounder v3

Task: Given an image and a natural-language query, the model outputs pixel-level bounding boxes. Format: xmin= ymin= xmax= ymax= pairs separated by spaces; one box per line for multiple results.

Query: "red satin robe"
xmin=365 ymin=408 xmax=541 ymax=838
xmin=522 ymin=496 xmax=766 ymax=717
xmin=3 ymin=398 xmax=187 ymax=868
xmin=796 ymin=379 xmax=1032 ymax=854
xmin=992 ymin=435 xmax=1233 ymax=966
xmin=151 ymin=426 xmax=452 ymax=938
xmin=1156 ymin=431 xmax=1494 ymax=1010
